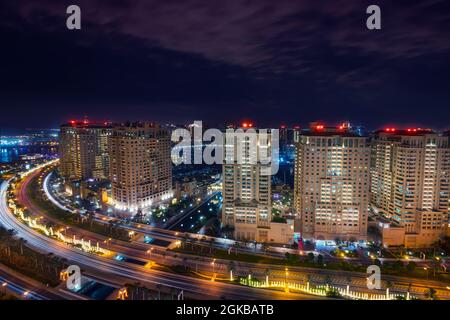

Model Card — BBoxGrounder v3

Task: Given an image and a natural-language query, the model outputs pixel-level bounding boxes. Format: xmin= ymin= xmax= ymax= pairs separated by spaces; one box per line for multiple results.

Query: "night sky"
xmin=1 ymin=0 xmax=449 ymax=132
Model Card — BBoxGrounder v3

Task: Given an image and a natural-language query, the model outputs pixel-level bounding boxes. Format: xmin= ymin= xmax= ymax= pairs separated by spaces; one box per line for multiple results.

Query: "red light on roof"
xmin=316 ymin=125 xmax=324 ymax=130
xmin=280 ymin=124 xmax=286 ymax=129
xmin=294 ymin=125 xmax=300 ymax=129
xmin=70 ymin=120 xmax=76 ymax=125
xmin=248 ymin=123 xmax=253 ymax=128
xmin=242 ymin=122 xmax=248 ymax=128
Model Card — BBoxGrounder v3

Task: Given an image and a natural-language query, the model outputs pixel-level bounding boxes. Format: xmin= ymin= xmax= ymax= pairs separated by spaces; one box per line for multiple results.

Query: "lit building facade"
xmin=222 ymin=125 xmax=293 ymax=243
xmin=294 ymin=123 xmax=370 ymax=241
xmin=371 ymin=128 xmax=450 ymax=247
xmin=109 ymin=122 xmax=173 ymax=214
xmin=59 ymin=121 xmax=111 ymax=181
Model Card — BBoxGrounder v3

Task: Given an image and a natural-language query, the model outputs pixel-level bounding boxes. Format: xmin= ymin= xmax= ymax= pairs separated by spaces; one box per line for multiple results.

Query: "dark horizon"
xmin=1 ymin=0 xmax=449 ymax=132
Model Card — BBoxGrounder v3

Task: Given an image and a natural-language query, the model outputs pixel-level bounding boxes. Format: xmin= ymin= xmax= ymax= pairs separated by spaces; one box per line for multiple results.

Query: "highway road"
xmin=1 ymin=179 xmax=323 ymax=300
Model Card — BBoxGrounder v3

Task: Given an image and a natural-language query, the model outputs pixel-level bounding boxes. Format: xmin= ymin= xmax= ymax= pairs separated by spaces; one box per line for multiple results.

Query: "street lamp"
xmin=1 ymin=282 xmax=7 ymax=294
xmin=211 ymin=259 xmax=216 ymax=274
xmin=423 ymin=267 xmax=429 ymax=280
xmin=285 ymin=268 xmax=289 ymax=292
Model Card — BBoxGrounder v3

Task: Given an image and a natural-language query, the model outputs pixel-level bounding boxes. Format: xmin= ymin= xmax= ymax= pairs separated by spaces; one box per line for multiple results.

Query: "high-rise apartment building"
xmin=294 ymin=123 xmax=371 ymax=241
xmin=109 ymin=122 xmax=173 ymax=214
xmin=222 ymin=125 xmax=293 ymax=243
xmin=371 ymin=128 xmax=450 ymax=247
xmin=59 ymin=120 xmax=111 ymax=181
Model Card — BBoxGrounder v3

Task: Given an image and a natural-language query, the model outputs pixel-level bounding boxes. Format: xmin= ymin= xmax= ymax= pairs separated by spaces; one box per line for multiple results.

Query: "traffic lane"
xmin=1 ymin=184 xmax=320 ymax=300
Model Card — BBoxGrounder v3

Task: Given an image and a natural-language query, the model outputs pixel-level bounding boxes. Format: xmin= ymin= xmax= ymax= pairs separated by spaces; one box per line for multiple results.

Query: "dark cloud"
xmin=0 ymin=0 xmax=449 ymax=130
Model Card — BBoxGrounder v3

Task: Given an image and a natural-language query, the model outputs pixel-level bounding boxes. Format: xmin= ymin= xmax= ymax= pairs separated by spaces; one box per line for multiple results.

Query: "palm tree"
xmin=181 ymin=233 xmax=189 ymax=249
xmin=407 ymin=283 xmax=412 ymax=299
xmin=170 ymin=287 xmax=177 ymax=300
xmin=425 ymin=288 xmax=437 ymax=300
xmin=227 ymin=261 xmax=235 ymax=280
xmin=156 ymin=284 xmax=162 ymax=300
xmin=346 ymin=276 xmax=352 ymax=295
xmin=385 ymin=280 xmax=393 ymax=298
xmin=305 ymin=274 xmax=312 ymax=291
xmin=194 ymin=257 xmax=200 ymax=272
xmin=209 ymin=238 xmax=214 ymax=254
xmin=18 ymin=238 xmax=27 ymax=256
xmin=324 ymin=275 xmax=333 ymax=289
xmin=261 ymin=242 xmax=268 ymax=256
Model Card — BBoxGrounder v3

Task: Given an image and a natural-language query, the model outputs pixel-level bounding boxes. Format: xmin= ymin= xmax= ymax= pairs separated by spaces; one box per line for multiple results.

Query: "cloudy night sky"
xmin=0 ymin=0 xmax=449 ymax=132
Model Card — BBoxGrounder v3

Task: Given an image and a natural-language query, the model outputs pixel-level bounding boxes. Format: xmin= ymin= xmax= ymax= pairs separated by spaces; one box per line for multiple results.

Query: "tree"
xmin=324 ymin=275 xmax=333 ymax=288
xmin=334 ymin=237 xmax=341 ymax=245
xmin=346 ymin=276 xmax=352 ymax=287
xmin=326 ymin=288 xmax=341 ymax=298
xmin=425 ymin=288 xmax=437 ymax=300
xmin=385 ymin=280 xmax=393 ymax=291
xmin=261 ymin=242 xmax=269 ymax=255
xmin=209 ymin=238 xmax=215 ymax=254
xmin=170 ymin=287 xmax=177 ymax=300
xmin=181 ymin=233 xmax=189 ymax=249
xmin=156 ymin=284 xmax=162 ymax=300
xmin=406 ymin=261 xmax=417 ymax=273
xmin=374 ymin=258 xmax=382 ymax=267
xmin=317 ymin=254 xmax=324 ymax=265
xmin=227 ymin=261 xmax=235 ymax=273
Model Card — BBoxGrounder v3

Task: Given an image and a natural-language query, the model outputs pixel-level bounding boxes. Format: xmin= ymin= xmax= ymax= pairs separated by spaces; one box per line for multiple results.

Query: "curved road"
xmin=1 ymin=179 xmax=322 ymax=300
xmin=8 ymin=166 xmax=450 ymax=299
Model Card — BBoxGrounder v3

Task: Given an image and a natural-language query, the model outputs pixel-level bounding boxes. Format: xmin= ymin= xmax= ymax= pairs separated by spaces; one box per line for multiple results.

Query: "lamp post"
xmin=211 ymin=259 xmax=216 ymax=274
xmin=1 ymin=282 xmax=7 ymax=295
xmin=104 ymin=238 xmax=112 ymax=250
xmin=285 ymin=268 xmax=289 ymax=292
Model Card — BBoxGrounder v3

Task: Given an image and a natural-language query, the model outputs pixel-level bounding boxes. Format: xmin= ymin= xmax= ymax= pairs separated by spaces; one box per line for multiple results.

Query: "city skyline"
xmin=0 ymin=0 xmax=449 ymax=305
